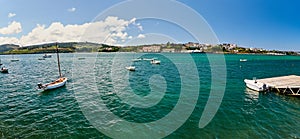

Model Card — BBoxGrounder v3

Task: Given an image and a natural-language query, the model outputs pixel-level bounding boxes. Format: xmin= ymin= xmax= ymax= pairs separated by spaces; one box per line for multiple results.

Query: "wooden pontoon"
xmin=245 ymin=75 xmax=300 ymax=96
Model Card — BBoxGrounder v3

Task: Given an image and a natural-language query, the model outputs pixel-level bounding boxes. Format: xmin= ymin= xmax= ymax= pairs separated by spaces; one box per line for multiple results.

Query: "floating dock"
xmin=256 ymin=75 xmax=300 ymax=96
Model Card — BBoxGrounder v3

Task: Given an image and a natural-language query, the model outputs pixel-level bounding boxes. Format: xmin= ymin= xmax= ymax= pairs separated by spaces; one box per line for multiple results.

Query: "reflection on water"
xmin=245 ymin=88 xmax=259 ymax=101
xmin=242 ymin=88 xmax=261 ymax=115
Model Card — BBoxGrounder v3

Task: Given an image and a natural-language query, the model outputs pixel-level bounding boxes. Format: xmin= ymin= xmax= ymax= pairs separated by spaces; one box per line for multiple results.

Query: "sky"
xmin=0 ymin=0 xmax=299 ymax=51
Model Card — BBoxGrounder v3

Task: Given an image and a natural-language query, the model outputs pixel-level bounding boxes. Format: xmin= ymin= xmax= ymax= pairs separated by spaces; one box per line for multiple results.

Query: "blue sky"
xmin=0 ymin=0 xmax=299 ymax=50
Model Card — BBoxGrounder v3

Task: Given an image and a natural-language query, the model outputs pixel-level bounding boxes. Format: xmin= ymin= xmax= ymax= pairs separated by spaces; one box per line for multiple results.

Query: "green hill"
xmin=0 ymin=42 xmax=103 ymax=54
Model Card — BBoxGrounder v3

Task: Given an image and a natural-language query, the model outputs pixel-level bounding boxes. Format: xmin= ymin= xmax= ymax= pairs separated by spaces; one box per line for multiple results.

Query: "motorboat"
xmin=38 ymin=58 xmax=45 ymax=60
xmin=132 ymin=58 xmax=142 ymax=62
xmin=125 ymin=66 xmax=135 ymax=71
xmin=150 ymin=59 xmax=160 ymax=64
xmin=43 ymin=54 xmax=52 ymax=58
xmin=244 ymin=79 xmax=267 ymax=92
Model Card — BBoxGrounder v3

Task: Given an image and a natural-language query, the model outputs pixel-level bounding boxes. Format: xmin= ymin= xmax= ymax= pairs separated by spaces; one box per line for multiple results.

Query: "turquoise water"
xmin=0 ymin=53 xmax=299 ymax=138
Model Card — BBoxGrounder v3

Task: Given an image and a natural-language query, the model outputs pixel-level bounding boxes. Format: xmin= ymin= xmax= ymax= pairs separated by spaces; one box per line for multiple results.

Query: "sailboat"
xmin=38 ymin=43 xmax=67 ymax=90
xmin=0 ymin=58 xmax=2 ymax=66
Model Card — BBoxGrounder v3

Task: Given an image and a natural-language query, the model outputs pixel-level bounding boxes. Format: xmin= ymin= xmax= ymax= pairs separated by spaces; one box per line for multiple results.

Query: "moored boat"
xmin=244 ymin=79 xmax=267 ymax=92
xmin=38 ymin=43 xmax=67 ymax=91
xmin=125 ymin=66 xmax=135 ymax=71
xmin=132 ymin=58 xmax=142 ymax=62
xmin=38 ymin=58 xmax=45 ymax=60
xmin=11 ymin=55 xmax=19 ymax=62
xmin=38 ymin=77 xmax=67 ymax=90
xmin=0 ymin=67 xmax=8 ymax=73
xmin=150 ymin=59 xmax=160 ymax=64
xmin=43 ymin=54 xmax=52 ymax=58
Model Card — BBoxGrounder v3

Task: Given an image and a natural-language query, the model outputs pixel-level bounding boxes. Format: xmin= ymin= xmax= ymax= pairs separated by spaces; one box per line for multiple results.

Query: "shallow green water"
xmin=0 ymin=53 xmax=299 ymax=138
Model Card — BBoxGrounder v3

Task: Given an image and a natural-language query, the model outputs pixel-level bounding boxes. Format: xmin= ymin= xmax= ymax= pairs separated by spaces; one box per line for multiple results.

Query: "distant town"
xmin=0 ymin=42 xmax=299 ymax=55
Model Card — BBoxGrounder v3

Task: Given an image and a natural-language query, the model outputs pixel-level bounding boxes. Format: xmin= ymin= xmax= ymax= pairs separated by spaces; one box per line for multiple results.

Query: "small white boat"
xmin=132 ymin=58 xmax=142 ymax=62
xmin=150 ymin=59 xmax=160 ymax=64
xmin=244 ymin=79 xmax=267 ymax=92
xmin=240 ymin=59 xmax=247 ymax=62
xmin=38 ymin=77 xmax=67 ymax=90
xmin=143 ymin=58 xmax=154 ymax=61
xmin=126 ymin=66 xmax=135 ymax=71
xmin=191 ymin=49 xmax=203 ymax=53
xmin=43 ymin=54 xmax=52 ymax=58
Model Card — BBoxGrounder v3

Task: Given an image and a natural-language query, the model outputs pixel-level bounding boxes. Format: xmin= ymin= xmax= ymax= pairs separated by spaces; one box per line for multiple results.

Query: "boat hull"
xmin=126 ymin=66 xmax=135 ymax=71
xmin=41 ymin=77 xmax=67 ymax=90
xmin=244 ymin=79 xmax=267 ymax=92
xmin=0 ymin=68 xmax=8 ymax=73
xmin=43 ymin=54 xmax=52 ymax=58
xmin=150 ymin=60 xmax=160 ymax=64
xmin=11 ymin=59 xmax=19 ymax=62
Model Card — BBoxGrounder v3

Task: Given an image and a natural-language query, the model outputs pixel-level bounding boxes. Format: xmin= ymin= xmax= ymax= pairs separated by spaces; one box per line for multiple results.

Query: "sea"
xmin=0 ymin=53 xmax=299 ymax=139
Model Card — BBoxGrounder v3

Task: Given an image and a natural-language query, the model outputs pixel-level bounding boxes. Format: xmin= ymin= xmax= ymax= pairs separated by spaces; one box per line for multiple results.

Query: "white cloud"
xmin=68 ymin=7 xmax=76 ymax=12
xmin=80 ymin=16 xmax=137 ymax=45
xmin=0 ymin=16 xmax=139 ymax=46
xmin=0 ymin=16 xmax=142 ymax=46
xmin=137 ymin=34 xmax=146 ymax=39
xmin=8 ymin=13 xmax=16 ymax=18
xmin=0 ymin=37 xmax=19 ymax=44
xmin=0 ymin=21 xmax=22 ymax=35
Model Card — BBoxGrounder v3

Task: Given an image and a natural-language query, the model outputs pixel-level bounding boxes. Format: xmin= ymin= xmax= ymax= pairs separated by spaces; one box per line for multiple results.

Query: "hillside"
xmin=0 ymin=44 xmax=20 ymax=53
xmin=0 ymin=42 xmax=103 ymax=54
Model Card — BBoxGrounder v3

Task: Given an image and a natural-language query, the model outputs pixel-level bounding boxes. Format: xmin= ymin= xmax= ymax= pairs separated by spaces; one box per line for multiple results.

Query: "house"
xmin=141 ymin=45 xmax=161 ymax=53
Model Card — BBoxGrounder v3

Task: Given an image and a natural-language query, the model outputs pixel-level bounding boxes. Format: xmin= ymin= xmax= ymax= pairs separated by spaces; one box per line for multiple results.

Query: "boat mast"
xmin=56 ymin=43 xmax=62 ymax=78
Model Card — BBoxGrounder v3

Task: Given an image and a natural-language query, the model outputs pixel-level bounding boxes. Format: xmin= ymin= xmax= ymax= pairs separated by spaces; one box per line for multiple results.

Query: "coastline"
xmin=0 ymin=42 xmax=299 ymax=56
xmin=1 ymin=51 xmax=299 ymax=56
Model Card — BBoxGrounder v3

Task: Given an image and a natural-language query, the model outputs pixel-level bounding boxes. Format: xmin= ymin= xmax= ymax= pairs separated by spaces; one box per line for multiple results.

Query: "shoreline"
xmin=0 ymin=51 xmax=299 ymax=56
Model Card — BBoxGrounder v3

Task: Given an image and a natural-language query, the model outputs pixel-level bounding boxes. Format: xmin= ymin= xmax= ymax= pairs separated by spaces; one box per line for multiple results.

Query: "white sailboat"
xmin=38 ymin=43 xmax=67 ymax=90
